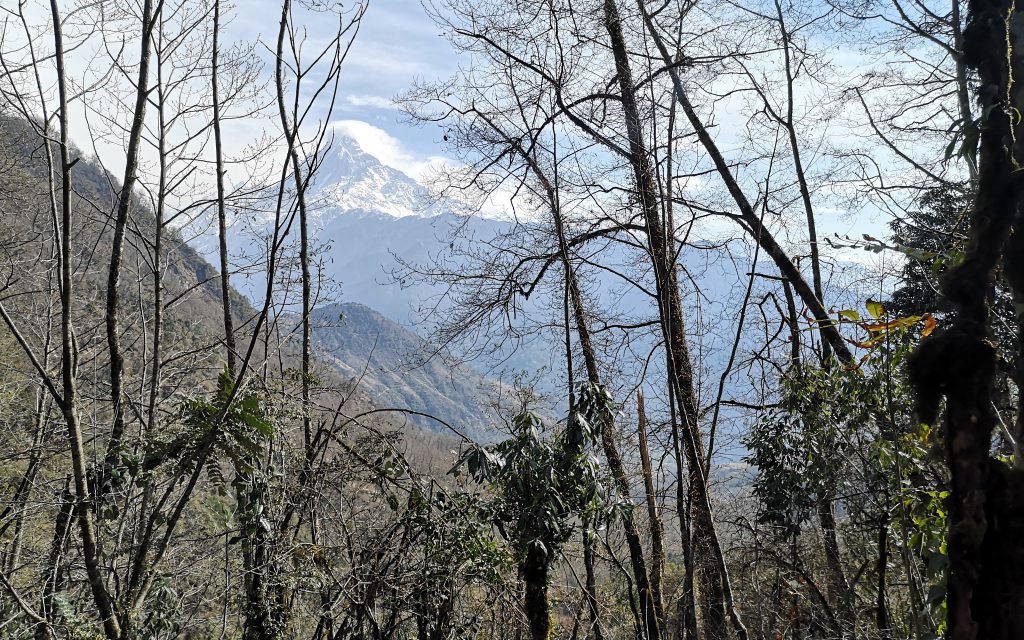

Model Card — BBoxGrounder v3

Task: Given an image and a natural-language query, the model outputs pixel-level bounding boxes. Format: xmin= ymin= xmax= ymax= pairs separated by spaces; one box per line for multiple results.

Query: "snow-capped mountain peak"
xmin=310 ymin=133 xmax=454 ymax=220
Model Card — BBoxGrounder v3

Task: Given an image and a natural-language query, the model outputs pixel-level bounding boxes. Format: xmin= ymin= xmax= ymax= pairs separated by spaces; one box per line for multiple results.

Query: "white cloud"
xmin=477 ymin=183 xmax=522 ymax=221
xmin=329 ymin=119 xmax=453 ymax=180
xmin=343 ymin=94 xmax=398 ymax=110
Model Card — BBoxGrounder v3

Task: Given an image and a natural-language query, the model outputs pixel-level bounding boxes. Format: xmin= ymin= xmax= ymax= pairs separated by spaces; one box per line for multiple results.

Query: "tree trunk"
xmin=908 ymin=2 xmax=1024 ymax=638
xmin=48 ymin=2 xmax=121 ymax=634
xmin=635 ymin=0 xmax=852 ymax=366
xmin=240 ymin=480 xmax=281 ymax=640
xmin=604 ymin=2 xmax=746 ymax=638
xmin=774 ymin=0 xmax=829 ymax=363
xmin=818 ymin=496 xmax=854 ymax=633
xmin=972 ymin=461 xmax=1024 ymax=638
xmin=523 ymin=543 xmax=551 ymax=640
xmin=565 ymin=239 xmax=660 ymax=640
xmin=36 ymin=485 xmax=73 ymax=640
xmin=583 ymin=520 xmax=604 ymax=640
xmin=875 ymin=522 xmax=891 ymax=639
xmin=516 ymin=105 xmax=658 ymax=639
xmin=637 ymin=390 xmax=667 ymax=630
xmin=212 ymin=0 xmax=237 ymax=375
xmin=102 ymin=0 xmax=155 ymax=485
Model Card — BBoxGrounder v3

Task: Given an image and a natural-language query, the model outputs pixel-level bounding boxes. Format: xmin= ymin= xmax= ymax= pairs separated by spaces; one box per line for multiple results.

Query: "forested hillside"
xmin=1 ymin=1 xmax=1023 ymax=639
xmin=311 ymin=302 xmax=502 ymax=440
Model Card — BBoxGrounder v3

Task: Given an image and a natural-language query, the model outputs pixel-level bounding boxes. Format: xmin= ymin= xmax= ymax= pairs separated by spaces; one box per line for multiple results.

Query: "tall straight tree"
xmin=603 ymin=2 xmax=747 ymax=637
xmin=102 ymin=0 xmax=156 ymax=491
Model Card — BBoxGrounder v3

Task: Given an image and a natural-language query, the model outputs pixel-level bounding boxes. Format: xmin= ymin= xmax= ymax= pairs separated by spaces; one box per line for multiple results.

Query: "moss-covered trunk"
xmin=909 ymin=2 xmax=1024 ymax=638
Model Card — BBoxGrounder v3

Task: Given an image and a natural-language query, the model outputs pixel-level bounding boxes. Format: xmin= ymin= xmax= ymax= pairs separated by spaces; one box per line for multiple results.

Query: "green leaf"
xmin=943 ymin=135 xmax=958 ymax=162
xmin=838 ymin=309 xmax=860 ymax=322
xmin=238 ymin=395 xmax=274 ymax=437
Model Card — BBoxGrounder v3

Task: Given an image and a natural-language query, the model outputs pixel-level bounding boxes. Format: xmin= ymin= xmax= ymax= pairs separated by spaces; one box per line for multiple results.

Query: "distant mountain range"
xmin=187 ymin=127 xmax=772 ymax=453
xmin=185 ymin=132 xmax=522 ymax=438
xmin=309 ymin=133 xmax=468 ymax=220
xmin=191 ymin=132 xmax=503 ymax=324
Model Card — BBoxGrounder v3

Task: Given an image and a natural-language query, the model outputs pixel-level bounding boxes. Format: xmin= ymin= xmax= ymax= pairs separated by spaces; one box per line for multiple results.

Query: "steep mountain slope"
xmin=0 ymin=113 xmax=231 ymax=348
xmin=0 ymin=113 xmax=465 ymax=458
xmin=312 ymin=302 xmax=500 ymax=440
xmin=310 ymin=134 xmax=463 ymax=220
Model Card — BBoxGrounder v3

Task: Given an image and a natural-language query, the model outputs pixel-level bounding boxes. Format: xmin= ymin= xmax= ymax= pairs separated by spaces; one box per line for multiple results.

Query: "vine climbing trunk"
xmin=909 ymin=1 xmax=1024 ymax=638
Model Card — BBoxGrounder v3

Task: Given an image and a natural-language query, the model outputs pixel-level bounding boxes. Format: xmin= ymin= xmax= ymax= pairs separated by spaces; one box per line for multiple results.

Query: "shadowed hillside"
xmin=312 ymin=302 xmax=502 ymax=440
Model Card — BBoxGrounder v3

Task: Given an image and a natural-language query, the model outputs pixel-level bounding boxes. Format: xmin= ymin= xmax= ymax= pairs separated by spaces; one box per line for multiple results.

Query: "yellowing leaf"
xmin=861 ymin=316 xmax=920 ymax=333
xmin=866 ymin=299 xmax=885 ymax=319
xmin=921 ymin=314 xmax=937 ymax=337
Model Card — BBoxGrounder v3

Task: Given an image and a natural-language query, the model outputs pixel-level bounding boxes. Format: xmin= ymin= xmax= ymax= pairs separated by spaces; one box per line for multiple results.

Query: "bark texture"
xmin=909 ymin=2 xmax=1024 ymax=638
xmin=605 ymin=2 xmax=745 ymax=637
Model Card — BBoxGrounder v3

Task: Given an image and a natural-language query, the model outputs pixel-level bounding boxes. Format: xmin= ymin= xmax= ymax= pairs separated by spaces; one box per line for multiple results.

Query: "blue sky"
xmin=226 ymin=0 xmax=462 ymax=178
xmin=5 ymin=0 xmax=459 ymax=179
xmin=7 ymin=0 xmax=940 ymax=270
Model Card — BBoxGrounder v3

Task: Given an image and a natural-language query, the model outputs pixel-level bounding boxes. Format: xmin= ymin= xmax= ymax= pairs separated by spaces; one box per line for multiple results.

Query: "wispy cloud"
xmin=344 ymin=94 xmax=398 ymax=110
xmin=330 ymin=119 xmax=453 ymax=181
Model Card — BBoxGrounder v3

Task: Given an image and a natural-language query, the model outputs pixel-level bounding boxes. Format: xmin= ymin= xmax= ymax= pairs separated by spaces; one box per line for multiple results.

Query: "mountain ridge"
xmin=308 ymin=132 xmax=461 ymax=220
xmin=311 ymin=301 xmax=501 ymax=440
